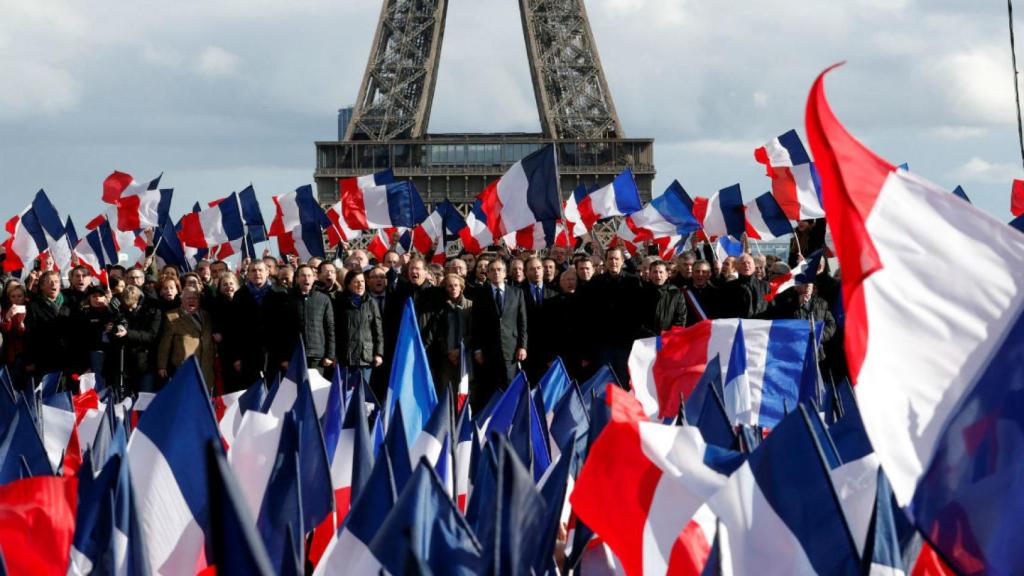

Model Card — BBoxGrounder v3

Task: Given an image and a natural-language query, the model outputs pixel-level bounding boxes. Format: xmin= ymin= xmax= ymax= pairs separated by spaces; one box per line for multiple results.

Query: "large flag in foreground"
xmin=629 ymin=319 xmax=817 ymax=425
xmin=806 ymin=64 xmax=1024 ymax=575
xmin=572 ymin=386 xmax=742 ymax=576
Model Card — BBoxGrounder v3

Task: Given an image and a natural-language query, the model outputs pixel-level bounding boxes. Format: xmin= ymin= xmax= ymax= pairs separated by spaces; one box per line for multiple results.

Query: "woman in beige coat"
xmin=157 ymin=287 xmax=216 ymax=388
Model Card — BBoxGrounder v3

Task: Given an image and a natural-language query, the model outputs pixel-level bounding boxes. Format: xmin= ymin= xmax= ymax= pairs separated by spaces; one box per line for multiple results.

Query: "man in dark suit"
xmin=232 ymin=260 xmax=285 ymax=382
xmin=469 ymin=258 xmax=527 ymax=412
xmin=521 ymin=257 xmax=559 ymax=383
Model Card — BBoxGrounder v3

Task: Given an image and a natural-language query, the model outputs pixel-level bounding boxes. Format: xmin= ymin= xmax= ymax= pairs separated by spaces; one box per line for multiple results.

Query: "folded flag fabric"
xmin=342 ymin=180 xmax=427 ymax=230
xmin=564 ymin=168 xmax=643 ymax=236
xmin=699 ymin=184 xmax=746 ymax=240
xmin=478 ymin=144 xmax=562 ymax=237
xmin=459 ymin=200 xmax=494 ymax=254
xmin=127 ymin=357 xmax=222 ymax=575
xmin=1012 ymin=178 xmax=1024 ymax=217
xmin=754 ymin=129 xmax=824 ymax=221
xmin=411 ymin=199 xmax=466 ymax=255
xmin=102 ymin=171 xmax=162 ymax=205
xmin=630 ymin=319 xmax=818 ymax=427
xmin=744 ymin=191 xmax=793 ymax=241
xmin=113 ymin=186 xmax=172 ymax=232
xmin=572 ymin=386 xmax=743 ymax=576
xmin=0 ymin=475 xmax=78 ymax=576
xmin=616 ymin=180 xmax=701 ymax=244
xmin=765 ymin=249 xmax=823 ymax=301
xmin=180 ymin=192 xmax=245 ymax=249
xmin=706 ymin=405 xmax=860 ymax=575
xmin=501 ymin=219 xmax=569 ymax=252
xmin=806 ymin=65 xmax=1024 ymax=575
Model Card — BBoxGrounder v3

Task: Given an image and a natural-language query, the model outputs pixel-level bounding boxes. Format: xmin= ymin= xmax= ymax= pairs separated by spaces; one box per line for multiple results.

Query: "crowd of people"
xmin=0 ymin=239 xmax=842 ymax=411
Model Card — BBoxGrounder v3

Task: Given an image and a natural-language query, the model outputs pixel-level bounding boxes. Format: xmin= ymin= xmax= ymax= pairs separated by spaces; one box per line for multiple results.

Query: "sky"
xmin=1 ymin=0 xmax=1022 ymax=229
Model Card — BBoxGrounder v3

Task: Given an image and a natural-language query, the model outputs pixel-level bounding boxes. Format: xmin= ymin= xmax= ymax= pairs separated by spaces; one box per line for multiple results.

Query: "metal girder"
xmin=347 ymin=0 xmax=449 ymax=141
xmin=520 ymin=0 xmax=623 ymax=139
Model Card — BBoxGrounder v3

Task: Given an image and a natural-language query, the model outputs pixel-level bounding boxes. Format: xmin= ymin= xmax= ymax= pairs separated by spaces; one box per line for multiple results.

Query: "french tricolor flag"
xmin=179 ymin=192 xmax=246 ymax=249
xmin=102 ymin=170 xmax=162 ymax=204
xmin=754 ymin=129 xmax=824 ymax=222
xmin=3 ymin=192 xmax=64 ymax=273
xmin=502 ymin=219 xmax=569 ymax=252
xmin=105 ymin=172 xmax=171 ymax=232
xmin=571 ymin=385 xmax=742 ymax=576
xmin=564 ymin=168 xmax=643 ymax=237
xmin=411 ymin=200 xmax=465 ymax=256
xmin=270 ymin=185 xmax=331 ymax=260
xmin=73 ymin=220 xmax=119 ymax=282
xmin=628 ymin=319 xmax=817 ymax=427
xmin=324 ymin=202 xmax=362 ymax=248
xmin=366 ymin=228 xmax=396 ymax=262
xmin=616 ymin=180 xmax=700 ymax=244
xmin=337 ymin=170 xmax=394 ymax=216
xmin=706 ymin=404 xmax=861 ymax=574
xmin=744 ymin=191 xmax=793 ymax=241
xmin=765 ymin=249 xmax=823 ymax=302
xmin=341 ymin=178 xmax=427 ymax=231
xmin=459 ymin=200 xmax=494 ymax=254
xmin=478 ymin=144 xmax=562 ymax=237
xmin=807 ymin=65 xmax=1024 ymax=575
xmin=699 ymin=184 xmax=746 ymax=241
xmin=128 ymin=357 xmax=222 ymax=574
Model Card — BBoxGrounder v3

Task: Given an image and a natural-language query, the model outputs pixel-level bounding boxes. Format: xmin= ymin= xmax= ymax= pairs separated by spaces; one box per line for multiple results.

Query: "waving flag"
xmin=460 ymin=200 xmax=494 ymax=254
xmin=102 ymin=171 xmax=162 ymax=205
xmin=128 ymin=357 xmax=222 ymax=575
xmin=0 ymin=398 xmax=52 ymax=483
xmin=572 ymin=386 xmax=743 ymax=576
xmin=806 ymin=65 xmax=1024 ymax=575
xmin=502 ymin=219 xmax=566 ymax=251
xmin=1012 ymin=178 xmax=1024 ymax=217
xmin=180 ymin=191 xmax=246 ymax=249
xmin=564 ymin=169 xmax=643 ymax=236
xmin=385 ymin=299 xmax=439 ymax=447
xmin=707 ymin=405 xmax=860 ymax=575
xmin=700 ymin=184 xmax=746 ymax=240
xmin=342 ymin=180 xmax=427 ymax=230
xmin=113 ymin=186 xmax=172 ymax=232
xmin=0 ymin=476 xmax=78 ymax=576
xmin=270 ymin=185 xmax=331 ymax=259
xmin=765 ymin=249 xmax=823 ymax=301
xmin=338 ymin=170 xmax=394 ymax=208
xmin=324 ymin=203 xmax=362 ymax=248
xmin=616 ymin=180 xmax=701 ymax=245
xmin=629 ymin=319 xmax=818 ymax=425
xmin=236 ymin=185 xmax=267 ymax=243
xmin=754 ymin=129 xmax=824 ymax=221
xmin=478 ymin=144 xmax=561 ymax=237
xmin=744 ymin=191 xmax=793 ymax=240
xmin=3 ymin=193 xmax=60 ymax=273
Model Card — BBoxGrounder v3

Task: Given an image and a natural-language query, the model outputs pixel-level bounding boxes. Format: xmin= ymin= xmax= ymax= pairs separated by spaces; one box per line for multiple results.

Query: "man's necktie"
xmin=495 ymin=288 xmax=504 ymax=313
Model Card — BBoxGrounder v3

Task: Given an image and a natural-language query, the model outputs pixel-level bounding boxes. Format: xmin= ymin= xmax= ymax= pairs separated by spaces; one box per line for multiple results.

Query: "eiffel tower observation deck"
xmin=314 ymin=0 xmax=655 ymax=211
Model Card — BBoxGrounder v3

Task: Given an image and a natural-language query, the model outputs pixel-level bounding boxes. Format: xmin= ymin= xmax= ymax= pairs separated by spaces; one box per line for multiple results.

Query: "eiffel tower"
xmin=314 ymin=0 xmax=655 ymax=215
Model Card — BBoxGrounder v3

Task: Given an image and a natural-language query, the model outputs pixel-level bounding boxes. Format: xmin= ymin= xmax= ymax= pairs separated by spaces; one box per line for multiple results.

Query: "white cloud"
xmin=0 ymin=59 xmax=79 ymax=119
xmin=753 ymin=90 xmax=769 ymax=109
xmin=933 ymin=46 xmax=1016 ymax=126
xmin=930 ymin=125 xmax=987 ymax=140
xmin=196 ymin=46 xmax=240 ymax=77
xmin=953 ymin=157 xmax=1023 ymax=184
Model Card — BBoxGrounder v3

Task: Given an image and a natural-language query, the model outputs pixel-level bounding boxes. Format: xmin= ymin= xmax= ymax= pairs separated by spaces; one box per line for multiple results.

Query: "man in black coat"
xmin=233 ymin=260 xmax=286 ymax=380
xmin=719 ymin=254 xmax=770 ymax=319
xmin=24 ymin=270 xmax=72 ymax=379
xmin=521 ymin=257 xmax=559 ymax=383
xmin=576 ymin=248 xmax=643 ymax=381
xmin=469 ymin=258 xmax=527 ymax=411
xmin=641 ymin=260 xmax=687 ymax=336
xmin=274 ymin=264 xmax=335 ymax=374
xmin=686 ymin=260 xmax=719 ymax=324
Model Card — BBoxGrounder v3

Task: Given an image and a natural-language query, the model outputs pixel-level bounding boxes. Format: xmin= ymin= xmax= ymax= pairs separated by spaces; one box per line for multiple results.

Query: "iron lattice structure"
xmin=317 ymin=0 xmax=654 ymax=254
xmin=520 ymin=0 xmax=622 ymax=139
xmin=347 ymin=0 xmax=449 ymax=141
